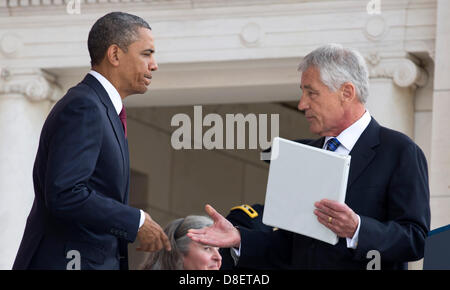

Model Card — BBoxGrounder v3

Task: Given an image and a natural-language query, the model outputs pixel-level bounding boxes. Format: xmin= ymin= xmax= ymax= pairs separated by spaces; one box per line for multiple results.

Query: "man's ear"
xmin=340 ymin=82 xmax=356 ymax=103
xmin=106 ymin=44 xmax=121 ymax=67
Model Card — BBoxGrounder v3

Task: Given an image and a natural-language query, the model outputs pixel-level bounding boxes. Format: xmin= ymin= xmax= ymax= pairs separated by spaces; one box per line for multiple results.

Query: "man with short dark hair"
xmin=188 ymin=44 xmax=431 ymax=269
xmin=13 ymin=12 xmax=171 ymax=270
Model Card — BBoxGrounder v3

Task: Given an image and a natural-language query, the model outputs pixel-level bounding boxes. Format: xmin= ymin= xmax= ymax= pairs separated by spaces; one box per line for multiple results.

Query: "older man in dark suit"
xmin=13 ymin=12 xmax=171 ymax=270
xmin=188 ymin=44 xmax=430 ymax=269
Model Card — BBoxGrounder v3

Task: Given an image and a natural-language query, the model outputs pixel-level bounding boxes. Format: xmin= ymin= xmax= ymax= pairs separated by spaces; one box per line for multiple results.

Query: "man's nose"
xmin=298 ymin=94 xmax=308 ymax=111
xmin=150 ymin=57 xmax=158 ymax=71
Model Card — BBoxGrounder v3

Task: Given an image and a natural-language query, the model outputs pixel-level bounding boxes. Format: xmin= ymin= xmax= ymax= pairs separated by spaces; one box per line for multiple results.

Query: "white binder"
xmin=262 ymin=137 xmax=351 ymax=245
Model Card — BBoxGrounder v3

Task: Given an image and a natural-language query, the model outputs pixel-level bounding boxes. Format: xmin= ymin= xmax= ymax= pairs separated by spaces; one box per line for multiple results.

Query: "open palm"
xmin=187 ymin=204 xmax=241 ymax=248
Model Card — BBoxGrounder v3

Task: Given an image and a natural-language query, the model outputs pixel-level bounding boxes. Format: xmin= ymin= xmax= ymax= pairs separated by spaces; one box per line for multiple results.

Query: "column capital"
xmin=0 ymin=68 xmax=61 ymax=102
xmin=366 ymin=53 xmax=428 ymax=89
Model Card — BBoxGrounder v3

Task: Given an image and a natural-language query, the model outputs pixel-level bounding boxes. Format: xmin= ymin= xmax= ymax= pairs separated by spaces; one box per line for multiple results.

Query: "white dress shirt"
xmin=231 ymin=110 xmax=372 ymax=263
xmin=322 ymin=110 xmax=371 ymax=249
xmin=88 ymin=70 xmax=146 ymax=229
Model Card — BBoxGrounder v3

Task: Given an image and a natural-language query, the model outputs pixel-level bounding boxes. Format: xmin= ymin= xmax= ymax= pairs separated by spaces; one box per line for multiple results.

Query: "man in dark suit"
xmin=13 ymin=12 xmax=171 ymax=270
xmin=188 ymin=44 xmax=431 ymax=269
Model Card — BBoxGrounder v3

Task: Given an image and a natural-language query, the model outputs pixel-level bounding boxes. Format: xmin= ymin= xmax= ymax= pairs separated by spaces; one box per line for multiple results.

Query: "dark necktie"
xmin=326 ymin=137 xmax=340 ymax=152
xmin=119 ymin=105 xmax=127 ymax=138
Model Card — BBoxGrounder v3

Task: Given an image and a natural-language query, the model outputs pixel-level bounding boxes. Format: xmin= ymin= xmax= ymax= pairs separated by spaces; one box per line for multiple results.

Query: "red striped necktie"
xmin=119 ymin=105 xmax=127 ymax=138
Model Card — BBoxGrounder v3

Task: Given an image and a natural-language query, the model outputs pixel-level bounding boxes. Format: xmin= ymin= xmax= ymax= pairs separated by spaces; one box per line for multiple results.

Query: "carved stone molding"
xmin=240 ymin=23 xmax=263 ymax=47
xmin=366 ymin=53 xmax=428 ymax=89
xmin=364 ymin=15 xmax=388 ymax=42
xmin=0 ymin=33 xmax=23 ymax=57
xmin=0 ymin=68 xmax=62 ymax=102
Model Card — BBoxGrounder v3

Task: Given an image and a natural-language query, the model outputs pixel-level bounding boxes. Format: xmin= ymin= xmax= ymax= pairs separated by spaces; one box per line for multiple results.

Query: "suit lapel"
xmin=347 ymin=118 xmax=380 ymax=188
xmin=82 ymin=74 xmax=128 ymax=200
xmin=123 ymin=139 xmax=131 ymax=204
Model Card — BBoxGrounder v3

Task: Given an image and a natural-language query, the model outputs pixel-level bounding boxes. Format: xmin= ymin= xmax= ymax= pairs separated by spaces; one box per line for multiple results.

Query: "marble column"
xmin=0 ymin=68 xmax=61 ymax=269
xmin=365 ymin=55 xmax=428 ymax=139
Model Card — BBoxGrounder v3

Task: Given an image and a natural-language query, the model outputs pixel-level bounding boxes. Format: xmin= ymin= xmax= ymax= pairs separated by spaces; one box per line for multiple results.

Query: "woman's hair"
xmin=140 ymin=215 xmax=213 ymax=270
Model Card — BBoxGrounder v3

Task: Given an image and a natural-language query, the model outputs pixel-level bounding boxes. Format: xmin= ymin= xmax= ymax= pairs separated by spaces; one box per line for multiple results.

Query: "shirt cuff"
xmin=138 ymin=209 xmax=145 ymax=229
xmin=230 ymin=244 xmax=241 ymax=266
xmin=346 ymin=215 xmax=361 ymax=249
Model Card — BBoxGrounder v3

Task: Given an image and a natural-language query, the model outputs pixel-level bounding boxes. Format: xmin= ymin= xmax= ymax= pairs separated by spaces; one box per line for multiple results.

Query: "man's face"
xmin=297 ymin=66 xmax=346 ymax=136
xmin=118 ymin=27 xmax=158 ymax=96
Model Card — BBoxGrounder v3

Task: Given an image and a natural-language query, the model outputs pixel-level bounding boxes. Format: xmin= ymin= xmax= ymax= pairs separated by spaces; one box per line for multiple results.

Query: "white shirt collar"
xmin=89 ymin=70 xmax=123 ymax=115
xmin=324 ymin=110 xmax=371 ymax=153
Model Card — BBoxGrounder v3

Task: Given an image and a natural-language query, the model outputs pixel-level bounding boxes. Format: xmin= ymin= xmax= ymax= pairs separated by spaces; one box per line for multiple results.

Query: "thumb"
xmin=205 ymin=204 xmax=221 ymax=223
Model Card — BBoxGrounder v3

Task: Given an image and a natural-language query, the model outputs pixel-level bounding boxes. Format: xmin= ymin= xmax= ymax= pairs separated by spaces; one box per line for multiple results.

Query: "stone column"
xmin=365 ymin=54 xmax=428 ymax=139
xmin=0 ymin=68 xmax=61 ymax=269
xmin=429 ymin=0 xmax=450 ymax=231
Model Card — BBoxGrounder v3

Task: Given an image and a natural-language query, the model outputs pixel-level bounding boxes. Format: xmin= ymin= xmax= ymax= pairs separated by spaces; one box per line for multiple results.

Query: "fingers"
xmin=150 ymin=218 xmax=171 ymax=251
xmin=314 ymin=200 xmax=341 ymax=233
xmin=187 ymin=228 xmax=206 ymax=235
xmin=136 ymin=214 xmax=172 ymax=252
xmin=186 ymin=232 xmax=221 ymax=248
xmin=314 ymin=208 xmax=336 ymax=223
xmin=314 ymin=199 xmax=351 ymax=221
xmin=186 ymin=230 xmax=205 ymax=243
xmin=314 ymin=200 xmax=359 ymax=238
xmin=161 ymin=232 xmax=172 ymax=251
xmin=152 ymin=224 xmax=171 ymax=252
xmin=154 ymin=236 xmax=163 ymax=251
xmin=315 ymin=199 xmax=347 ymax=212
xmin=137 ymin=233 xmax=162 ymax=252
xmin=315 ymin=209 xmax=339 ymax=230
xmin=314 ymin=201 xmax=339 ymax=222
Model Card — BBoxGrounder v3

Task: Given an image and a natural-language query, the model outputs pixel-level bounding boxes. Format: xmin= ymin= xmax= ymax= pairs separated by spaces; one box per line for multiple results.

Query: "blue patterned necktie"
xmin=326 ymin=137 xmax=340 ymax=152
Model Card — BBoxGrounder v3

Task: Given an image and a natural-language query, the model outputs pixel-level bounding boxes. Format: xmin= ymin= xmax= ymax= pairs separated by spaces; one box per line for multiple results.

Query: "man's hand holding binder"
xmin=314 ymin=199 xmax=359 ymax=239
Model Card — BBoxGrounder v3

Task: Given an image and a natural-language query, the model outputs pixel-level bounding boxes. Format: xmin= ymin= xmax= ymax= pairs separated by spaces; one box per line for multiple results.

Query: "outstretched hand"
xmin=187 ymin=204 xmax=241 ymax=248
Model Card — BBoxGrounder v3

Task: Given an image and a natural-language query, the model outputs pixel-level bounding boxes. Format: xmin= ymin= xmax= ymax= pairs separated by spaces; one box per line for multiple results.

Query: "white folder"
xmin=262 ymin=137 xmax=351 ymax=245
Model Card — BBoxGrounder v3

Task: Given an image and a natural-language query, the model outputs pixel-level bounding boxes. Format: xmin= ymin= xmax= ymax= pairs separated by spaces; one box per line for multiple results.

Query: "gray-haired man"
xmin=189 ymin=44 xmax=431 ymax=270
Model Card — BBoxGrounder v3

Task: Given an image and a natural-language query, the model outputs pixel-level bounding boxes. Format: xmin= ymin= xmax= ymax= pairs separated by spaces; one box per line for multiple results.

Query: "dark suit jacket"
xmin=236 ymin=118 xmax=431 ymax=269
xmin=13 ymin=74 xmax=140 ymax=270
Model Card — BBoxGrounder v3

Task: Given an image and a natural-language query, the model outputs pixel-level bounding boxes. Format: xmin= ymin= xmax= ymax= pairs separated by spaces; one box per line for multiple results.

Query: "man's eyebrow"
xmin=142 ymin=49 xmax=155 ymax=53
xmin=300 ymin=84 xmax=318 ymax=92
